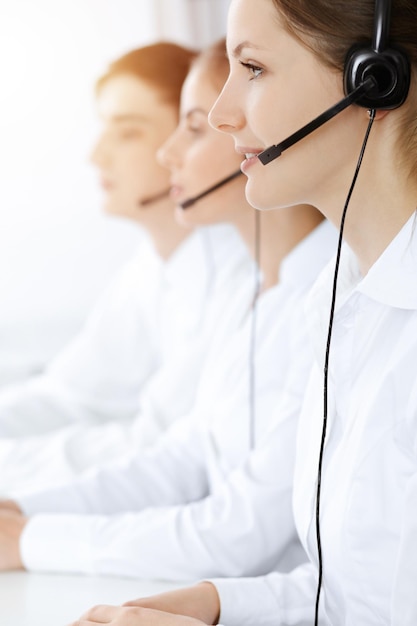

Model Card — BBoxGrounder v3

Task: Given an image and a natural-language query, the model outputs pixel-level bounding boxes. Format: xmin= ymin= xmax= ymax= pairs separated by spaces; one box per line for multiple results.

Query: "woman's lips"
xmin=169 ymin=184 xmax=183 ymax=200
xmin=236 ymin=147 xmax=263 ymax=173
xmin=99 ymin=178 xmax=114 ymax=191
xmin=240 ymin=153 xmax=261 ymax=173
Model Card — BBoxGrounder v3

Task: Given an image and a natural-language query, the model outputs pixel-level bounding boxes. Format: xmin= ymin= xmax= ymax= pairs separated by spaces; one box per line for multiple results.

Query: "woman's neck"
xmin=151 ymin=226 xmax=191 ymax=261
xmin=317 ymin=111 xmax=417 ymax=275
xmin=235 ymin=204 xmax=324 ymax=291
xmin=321 ymin=162 xmax=417 ymax=276
xmin=134 ymin=198 xmax=192 ymax=260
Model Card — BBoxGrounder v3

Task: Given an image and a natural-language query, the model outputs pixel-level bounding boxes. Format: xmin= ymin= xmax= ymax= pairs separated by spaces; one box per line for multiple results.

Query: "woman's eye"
xmin=186 ymin=123 xmax=203 ymax=135
xmin=117 ymin=128 xmax=143 ymax=141
xmin=240 ymin=61 xmax=263 ymax=79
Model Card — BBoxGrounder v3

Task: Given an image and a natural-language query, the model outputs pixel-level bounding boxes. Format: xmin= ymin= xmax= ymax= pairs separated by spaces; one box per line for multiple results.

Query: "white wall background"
xmin=0 ymin=0 xmax=230 ymax=382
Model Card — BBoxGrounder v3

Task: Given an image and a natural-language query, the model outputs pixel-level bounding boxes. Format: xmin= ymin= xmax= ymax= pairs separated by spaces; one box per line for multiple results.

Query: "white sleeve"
xmin=211 ymin=563 xmax=319 ymax=626
xmin=0 ymin=352 xmax=210 ymax=497
xmin=0 ymin=256 xmax=160 ymax=438
xmin=18 ymin=408 xmax=305 ymax=581
xmin=0 ymin=376 xmax=96 ymax=437
xmin=17 ymin=415 xmax=207 ymax=516
xmin=0 ymin=416 xmax=159 ymax=497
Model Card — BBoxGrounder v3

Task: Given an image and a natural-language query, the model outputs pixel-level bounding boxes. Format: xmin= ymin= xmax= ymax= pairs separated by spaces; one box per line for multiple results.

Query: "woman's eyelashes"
xmin=184 ymin=114 xmax=207 ymax=136
xmin=239 ymin=60 xmax=264 ymax=80
xmin=187 ymin=123 xmax=204 ymax=135
xmin=104 ymin=125 xmax=144 ymax=142
xmin=119 ymin=129 xmax=144 ymax=141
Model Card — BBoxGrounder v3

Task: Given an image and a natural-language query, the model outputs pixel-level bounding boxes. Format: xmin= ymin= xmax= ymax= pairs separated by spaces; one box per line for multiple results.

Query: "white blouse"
xmin=0 ymin=225 xmax=254 ymax=494
xmin=213 ymin=214 xmax=417 ymax=625
xmin=17 ymin=222 xmax=337 ymax=582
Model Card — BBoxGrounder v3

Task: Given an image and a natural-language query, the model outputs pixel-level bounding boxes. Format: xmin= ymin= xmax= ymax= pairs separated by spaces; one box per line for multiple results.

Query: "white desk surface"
xmin=0 ymin=571 xmax=186 ymax=626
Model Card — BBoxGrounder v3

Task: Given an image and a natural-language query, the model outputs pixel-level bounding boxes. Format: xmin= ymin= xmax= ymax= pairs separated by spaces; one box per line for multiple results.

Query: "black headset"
xmin=259 ymin=0 xmax=411 ymax=165
xmin=344 ymin=0 xmax=410 ymax=109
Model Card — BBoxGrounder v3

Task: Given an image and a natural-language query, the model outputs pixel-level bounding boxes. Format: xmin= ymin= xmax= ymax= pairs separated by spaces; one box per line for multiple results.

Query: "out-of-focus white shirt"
xmin=212 ymin=214 xmax=417 ymax=626
xmin=0 ymin=226 xmax=256 ymax=497
xmin=0 ymin=225 xmax=248 ymax=437
xmin=17 ymin=222 xmax=337 ymax=581
xmin=0 ymin=224 xmax=254 ymax=493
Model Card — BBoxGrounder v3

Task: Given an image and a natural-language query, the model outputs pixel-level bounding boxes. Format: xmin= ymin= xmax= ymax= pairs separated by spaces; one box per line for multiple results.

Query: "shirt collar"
xmin=163 ymin=229 xmax=205 ymax=287
xmin=162 ymin=224 xmax=252 ymax=311
xmin=279 ymin=220 xmax=339 ymax=290
xmin=342 ymin=213 xmax=417 ymax=310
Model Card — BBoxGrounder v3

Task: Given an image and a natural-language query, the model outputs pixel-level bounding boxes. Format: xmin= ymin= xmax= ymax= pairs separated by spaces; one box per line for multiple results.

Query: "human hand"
xmin=0 ymin=509 xmax=27 ymax=570
xmin=123 ymin=582 xmax=220 ymax=624
xmin=69 ymin=605 xmax=209 ymax=626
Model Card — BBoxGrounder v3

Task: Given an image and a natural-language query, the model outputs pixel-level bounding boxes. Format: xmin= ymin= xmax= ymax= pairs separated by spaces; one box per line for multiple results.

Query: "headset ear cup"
xmin=344 ymin=44 xmax=410 ymax=109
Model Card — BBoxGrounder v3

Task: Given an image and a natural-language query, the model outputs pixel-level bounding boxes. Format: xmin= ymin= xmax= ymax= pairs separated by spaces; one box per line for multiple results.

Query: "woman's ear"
xmin=367 ymin=109 xmax=390 ymax=120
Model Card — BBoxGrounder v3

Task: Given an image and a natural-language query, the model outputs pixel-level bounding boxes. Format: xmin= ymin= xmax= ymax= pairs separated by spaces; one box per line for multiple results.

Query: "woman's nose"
xmin=157 ymin=129 xmax=182 ymax=170
xmin=90 ymin=137 xmax=104 ymax=166
xmin=209 ymin=79 xmax=244 ymax=135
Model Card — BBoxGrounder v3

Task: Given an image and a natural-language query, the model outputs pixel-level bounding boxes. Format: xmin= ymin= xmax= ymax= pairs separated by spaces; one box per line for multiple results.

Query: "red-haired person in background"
xmin=0 ymin=42 xmax=252 ymax=493
xmin=0 ymin=39 xmax=336 ymax=595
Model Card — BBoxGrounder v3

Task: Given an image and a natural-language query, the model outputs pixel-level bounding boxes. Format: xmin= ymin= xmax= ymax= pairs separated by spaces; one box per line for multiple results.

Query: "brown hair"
xmin=190 ymin=37 xmax=229 ymax=94
xmin=96 ymin=42 xmax=197 ymax=108
xmin=270 ymin=0 xmax=417 ymax=177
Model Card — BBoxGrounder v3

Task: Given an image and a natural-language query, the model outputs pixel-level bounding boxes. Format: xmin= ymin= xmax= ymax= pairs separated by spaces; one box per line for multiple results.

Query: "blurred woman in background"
xmin=66 ymin=0 xmax=417 ymax=623
xmin=0 ymin=42 xmax=252 ymax=494
xmin=0 ymin=39 xmax=336 ymax=591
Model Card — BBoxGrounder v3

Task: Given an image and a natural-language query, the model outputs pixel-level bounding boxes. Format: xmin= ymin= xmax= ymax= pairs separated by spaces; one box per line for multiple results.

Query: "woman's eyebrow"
xmin=230 ymin=41 xmax=263 ymax=58
xmin=185 ymin=107 xmax=208 ymax=117
xmin=110 ymin=113 xmax=149 ymax=124
xmin=181 ymin=107 xmax=209 ymax=121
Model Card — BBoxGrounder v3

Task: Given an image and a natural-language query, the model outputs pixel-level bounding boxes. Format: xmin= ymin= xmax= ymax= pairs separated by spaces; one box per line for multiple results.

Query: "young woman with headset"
xmin=0 ymin=43 xmax=255 ymax=494
xmin=0 ymin=39 xmax=338 ymax=593
xmin=63 ymin=0 xmax=417 ymax=624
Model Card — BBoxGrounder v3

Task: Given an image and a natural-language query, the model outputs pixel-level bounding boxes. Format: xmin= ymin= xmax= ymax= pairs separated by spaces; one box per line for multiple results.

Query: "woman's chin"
xmin=101 ymin=201 xmax=135 ymax=220
xmin=245 ymin=184 xmax=281 ymax=212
